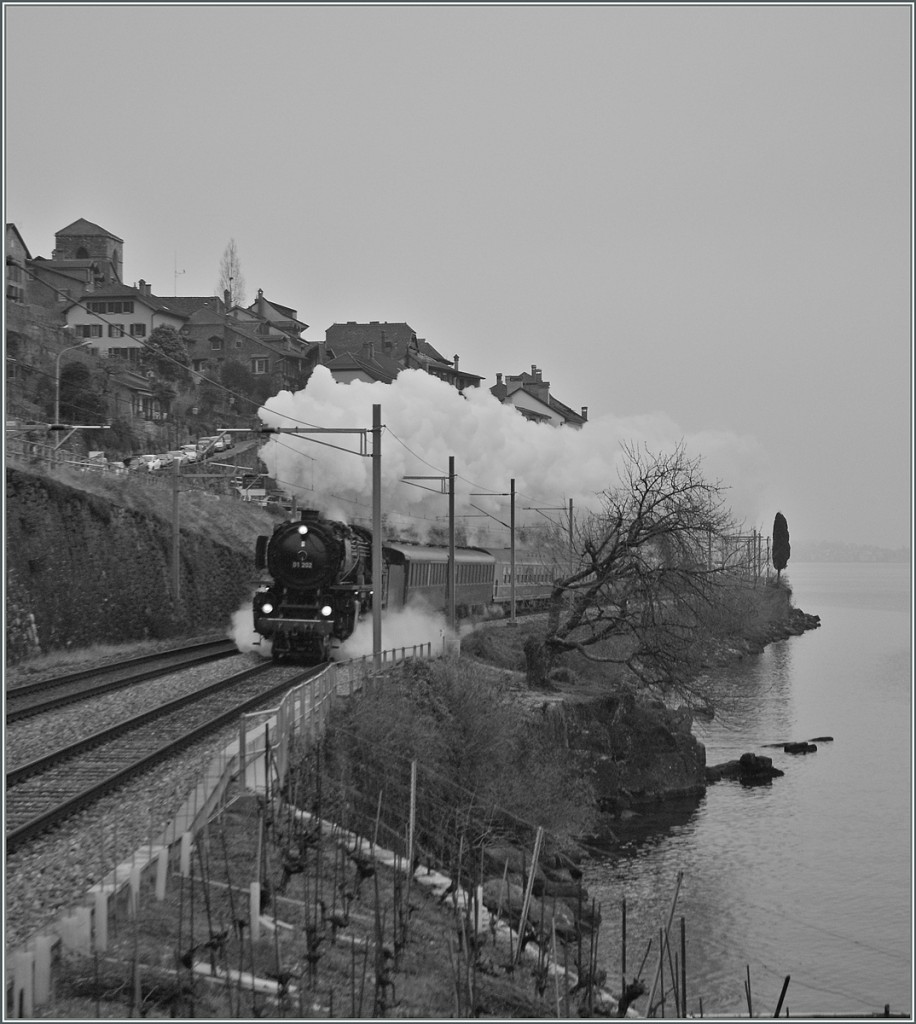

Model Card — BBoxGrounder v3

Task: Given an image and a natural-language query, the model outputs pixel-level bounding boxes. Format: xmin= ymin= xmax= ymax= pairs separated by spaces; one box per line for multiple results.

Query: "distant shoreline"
xmin=791 ymin=551 xmax=910 ymax=564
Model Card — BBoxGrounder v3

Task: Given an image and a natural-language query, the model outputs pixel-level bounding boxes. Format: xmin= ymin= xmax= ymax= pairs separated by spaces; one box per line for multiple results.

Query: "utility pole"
xmin=403 ymin=458 xmax=458 ymax=634
xmin=372 ymin=404 xmax=382 ymax=668
xmin=448 ymin=456 xmax=456 ymax=632
xmin=469 ymin=482 xmax=517 ymax=623
xmin=172 ymin=458 xmax=181 ymax=601
xmin=510 ymin=478 xmax=516 ymax=624
xmin=568 ymin=498 xmax=575 ymax=573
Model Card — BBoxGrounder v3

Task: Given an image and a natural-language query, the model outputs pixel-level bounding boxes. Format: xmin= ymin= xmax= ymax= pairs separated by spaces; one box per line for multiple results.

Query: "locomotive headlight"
xmin=321 ymin=605 xmax=333 ymax=617
xmin=261 ymin=602 xmax=274 ymax=614
xmin=297 ymin=525 xmax=308 ymax=535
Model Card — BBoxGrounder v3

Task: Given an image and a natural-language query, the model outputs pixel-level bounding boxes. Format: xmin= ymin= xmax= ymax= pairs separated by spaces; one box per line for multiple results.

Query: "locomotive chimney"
xmin=301 ymin=509 xmax=321 ymax=523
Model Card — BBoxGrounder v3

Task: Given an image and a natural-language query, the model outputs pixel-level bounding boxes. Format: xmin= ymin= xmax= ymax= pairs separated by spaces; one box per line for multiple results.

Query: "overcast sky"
xmin=4 ymin=4 xmax=912 ymax=549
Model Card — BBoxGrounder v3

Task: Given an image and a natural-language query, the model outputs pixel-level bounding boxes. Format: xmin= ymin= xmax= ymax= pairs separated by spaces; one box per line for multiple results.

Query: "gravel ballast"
xmin=4 ymin=651 xmax=294 ymax=955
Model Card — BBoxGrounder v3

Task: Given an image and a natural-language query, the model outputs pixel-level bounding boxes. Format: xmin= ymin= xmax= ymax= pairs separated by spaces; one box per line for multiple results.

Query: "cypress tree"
xmin=772 ymin=512 xmax=791 ymax=582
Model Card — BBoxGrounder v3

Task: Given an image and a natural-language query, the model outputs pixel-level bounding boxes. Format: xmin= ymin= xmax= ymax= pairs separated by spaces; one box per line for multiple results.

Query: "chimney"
xmin=224 ymin=289 xmax=231 ymax=307
xmin=581 ymin=407 xmax=589 ymax=420
xmin=496 ymin=372 xmax=503 ymax=385
xmin=453 ymin=354 xmax=459 ymax=369
xmin=535 ymin=367 xmax=542 ymax=381
xmin=257 ymin=288 xmax=266 ymax=317
xmin=139 ymin=279 xmax=146 ymax=295
xmin=531 ymin=364 xmax=537 ymax=378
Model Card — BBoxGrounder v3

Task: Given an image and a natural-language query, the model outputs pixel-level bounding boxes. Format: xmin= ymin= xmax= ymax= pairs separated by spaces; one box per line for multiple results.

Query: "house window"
xmin=210 ymin=338 xmax=223 ymax=351
xmin=88 ymin=300 xmax=134 ymax=314
xmin=109 ymin=347 xmax=140 ymax=363
xmin=108 ymin=324 xmax=124 ymax=338
xmin=130 ymin=323 xmax=147 ymax=337
xmin=78 ymin=324 xmax=103 ymax=338
xmin=235 ymin=339 xmax=243 ymax=348
xmin=192 ymin=359 xmax=207 ymax=372
xmin=252 ymin=357 xmax=268 ymax=375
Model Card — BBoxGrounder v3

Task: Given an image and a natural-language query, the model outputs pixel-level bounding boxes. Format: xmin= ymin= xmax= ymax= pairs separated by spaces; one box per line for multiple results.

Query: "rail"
xmin=5 ymin=640 xmax=439 ymax=1017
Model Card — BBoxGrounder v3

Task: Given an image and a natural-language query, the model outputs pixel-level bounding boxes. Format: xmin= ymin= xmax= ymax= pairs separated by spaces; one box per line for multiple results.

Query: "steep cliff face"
xmin=546 ymin=693 xmax=706 ymax=813
xmin=5 ymin=468 xmax=254 ymax=660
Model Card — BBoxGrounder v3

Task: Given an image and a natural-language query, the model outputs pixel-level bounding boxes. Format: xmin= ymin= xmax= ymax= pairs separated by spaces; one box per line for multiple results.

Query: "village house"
xmin=316 ymin=321 xmax=484 ymax=390
xmin=490 ymin=366 xmax=588 ymax=428
xmin=62 ymin=280 xmax=188 ymax=358
xmin=156 ymin=289 xmax=312 ymax=391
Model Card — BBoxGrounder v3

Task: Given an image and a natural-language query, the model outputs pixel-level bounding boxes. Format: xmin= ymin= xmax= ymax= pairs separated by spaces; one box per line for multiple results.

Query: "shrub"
xmin=298 ymin=657 xmax=595 ymax=869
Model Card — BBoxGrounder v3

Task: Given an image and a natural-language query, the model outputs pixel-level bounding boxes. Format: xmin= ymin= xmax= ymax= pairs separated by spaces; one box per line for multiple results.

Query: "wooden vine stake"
xmin=645 ymin=870 xmax=683 ymax=1015
xmin=513 ymin=826 xmax=544 ymax=965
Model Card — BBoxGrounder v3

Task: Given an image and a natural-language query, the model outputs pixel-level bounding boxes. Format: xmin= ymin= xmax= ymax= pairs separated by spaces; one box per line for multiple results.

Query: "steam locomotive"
xmin=253 ymin=509 xmax=561 ymax=663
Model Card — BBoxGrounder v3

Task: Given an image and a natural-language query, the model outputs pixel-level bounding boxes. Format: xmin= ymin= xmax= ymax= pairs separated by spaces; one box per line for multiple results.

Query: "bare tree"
xmin=217 ymin=238 xmax=246 ymax=308
xmin=525 ymin=442 xmax=736 ymax=702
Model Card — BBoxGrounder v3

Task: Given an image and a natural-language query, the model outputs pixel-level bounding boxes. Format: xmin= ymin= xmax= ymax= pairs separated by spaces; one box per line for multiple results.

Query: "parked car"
xmin=179 ymin=444 xmax=201 ymax=463
xmin=166 ymin=450 xmax=190 ymax=465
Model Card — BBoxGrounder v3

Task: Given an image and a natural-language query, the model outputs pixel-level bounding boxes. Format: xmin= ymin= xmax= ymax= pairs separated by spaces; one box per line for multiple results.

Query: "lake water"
xmin=582 ymin=562 xmax=913 ymax=1017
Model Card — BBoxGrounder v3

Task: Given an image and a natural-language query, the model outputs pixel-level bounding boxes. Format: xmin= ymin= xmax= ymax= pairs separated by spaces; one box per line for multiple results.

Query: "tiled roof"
xmin=27 ymin=260 xmax=94 ymax=284
xmin=325 ymin=350 xmax=399 ymax=384
xmin=6 ymin=223 xmax=31 ymax=259
xmin=157 ymin=296 xmax=225 ymax=316
xmin=184 ymin=310 xmax=282 ymax=348
xmin=32 ymin=257 xmax=98 ymax=270
xmin=490 ymin=375 xmax=586 ymax=426
xmin=246 ymin=294 xmax=308 ymax=331
xmin=63 ymin=283 xmax=189 ymax=318
xmin=56 ymin=218 xmax=123 ymax=242
xmin=546 ymin=394 xmax=586 ymax=425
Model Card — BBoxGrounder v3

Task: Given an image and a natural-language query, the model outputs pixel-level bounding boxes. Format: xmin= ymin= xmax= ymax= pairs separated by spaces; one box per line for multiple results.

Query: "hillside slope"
xmin=5 ymin=466 xmax=279 ymax=661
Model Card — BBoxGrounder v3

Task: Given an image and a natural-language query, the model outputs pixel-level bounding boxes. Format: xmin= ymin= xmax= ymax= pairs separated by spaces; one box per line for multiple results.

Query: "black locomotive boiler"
xmin=253 ymin=509 xmax=373 ymax=663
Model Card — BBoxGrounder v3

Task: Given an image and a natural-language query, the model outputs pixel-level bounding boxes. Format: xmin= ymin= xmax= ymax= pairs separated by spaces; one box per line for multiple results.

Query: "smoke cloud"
xmin=336 ymin=605 xmax=456 ymax=663
xmin=228 ymin=602 xmax=272 ymax=659
xmin=258 ymin=367 xmax=771 ymax=538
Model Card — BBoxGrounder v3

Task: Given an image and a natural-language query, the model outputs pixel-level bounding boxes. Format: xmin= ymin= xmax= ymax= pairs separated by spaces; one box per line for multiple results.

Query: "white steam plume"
xmin=336 ymin=604 xmax=456 ymax=663
xmin=258 ymin=367 xmax=770 ymax=539
xmin=228 ymin=602 xmax=272 ymax=659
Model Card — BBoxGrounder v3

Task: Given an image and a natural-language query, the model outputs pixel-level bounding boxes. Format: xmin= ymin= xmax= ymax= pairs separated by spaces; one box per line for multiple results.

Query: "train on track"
xmin=253 ymin=509 xmax=565 ymax=663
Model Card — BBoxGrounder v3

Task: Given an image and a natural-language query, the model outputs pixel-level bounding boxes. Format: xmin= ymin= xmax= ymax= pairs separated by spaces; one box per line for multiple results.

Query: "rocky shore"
xmin=490 ymin=601 xmax=823 ymax=822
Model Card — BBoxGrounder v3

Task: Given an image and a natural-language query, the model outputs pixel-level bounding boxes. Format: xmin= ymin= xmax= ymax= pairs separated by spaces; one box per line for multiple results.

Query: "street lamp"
xmin=54 ymin=336 xmax=93 ymax=426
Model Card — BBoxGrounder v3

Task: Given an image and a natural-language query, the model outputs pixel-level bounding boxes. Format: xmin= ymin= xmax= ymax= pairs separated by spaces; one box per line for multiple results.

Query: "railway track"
xmin=5 ymin=659 xmax=320 ymax=854
xmin=5 ymin=638 xmax=240 ymax=722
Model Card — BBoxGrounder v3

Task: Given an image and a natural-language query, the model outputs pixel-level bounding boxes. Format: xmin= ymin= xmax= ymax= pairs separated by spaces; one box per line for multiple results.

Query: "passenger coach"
xmin=383 ymin=543 xmax=496 ymax=617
